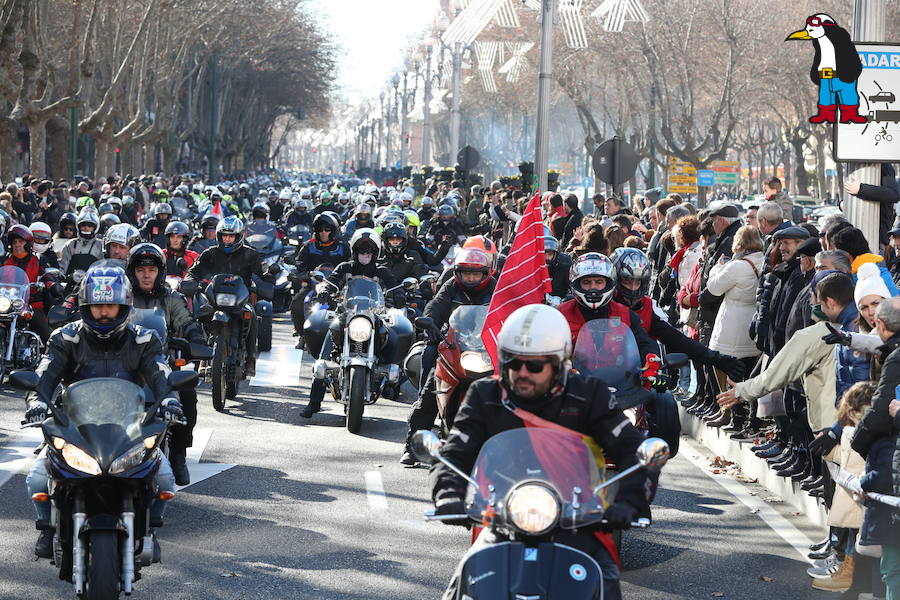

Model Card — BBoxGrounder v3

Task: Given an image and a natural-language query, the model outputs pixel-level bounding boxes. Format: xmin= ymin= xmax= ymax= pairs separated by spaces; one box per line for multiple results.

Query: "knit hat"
xmin=854 ymin=261 xmax=891 ymax=306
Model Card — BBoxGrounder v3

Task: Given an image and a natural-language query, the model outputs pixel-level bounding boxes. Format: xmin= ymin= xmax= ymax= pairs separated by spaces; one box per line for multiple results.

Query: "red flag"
xmin=211 ymin=200 xmax=222 ymax=217
xmin=481 ymin=191 xmax=552 ymax=368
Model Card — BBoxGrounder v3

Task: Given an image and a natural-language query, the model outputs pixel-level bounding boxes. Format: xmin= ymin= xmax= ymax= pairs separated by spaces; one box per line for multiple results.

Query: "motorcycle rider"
xmin=300 ymin=228 xmax=401 ymax=418
xmin=400 ymin=248 xmax=497 ymax=465
xmin=289 ymin=212 xmax=350 ymax=346
xmin=379 ymin=222 xmax=428 ymax=281
xmin=25 ymin=266 xmax=182 ymax=560
xmin=163 ymin=221 xmax=199 ymax=278
xmin=610 ymin=248 xmax=746 ymax=381
xmin=141 ymin=202 xmax=172 ymax=247
xmin=52 ymin=212 xmax=78 ymax=254
xmin=430 ymin=303 xmax=649 ymax=600
xmin=418 ymin=196 xmax=436 ymax=226
xmin=187 ymin=214 xmax=220 ymax=254
xmin=60 ymin=208 xmax=103 ymax=275
xmin=127 ymin=243 xmax=208 ymax=486
xmin=29 ymin=221 xmax=58 ymax=270
xmin=544 ymin=229 xmax=573 ymax=303
xmin=422 ymin=204 xmax=466 ymax=244
xmin=343 ymin=203 xmax=374 ymax=239
xmin=4 ymin=224 xmax=50 ymax=341
xmin=186 ymin=216 xmax=265 ymax=376
xmin=285 ymin=196 xmax=314 ymax=230
xmin=312 ymin=190 xmax=336 ymax=217
xmin=246 ymin=202 xmax=277 ymax=237
xmin=103 ymin=223 xmax=142 ymax=261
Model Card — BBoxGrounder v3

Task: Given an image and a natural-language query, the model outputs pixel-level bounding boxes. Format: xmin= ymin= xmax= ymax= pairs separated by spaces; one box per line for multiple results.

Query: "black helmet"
xmin=59 ymin=212 xmax=77 ymax=232
xmin=610 ymin=248 xmax=651 ymax=307
xmin=201 ymin=213 xmax=221 ymax=231
xmin=165 ymin=221 xmax=191 ymax=250
xmin=99 ymin=213 xmax=121 ymax=234
xmin=98 ymin=202 xmax=114 ymax=216
xmin=313 ymin=213 xmax=339 ymax=241
xmin=126 ymin=242 xmax=167 ymax=293
xmin=437 ymin=204 xmax=455 ymax=221
xmin=382 ymin=221 xmax=408 ymax=255
xmin=251 ymin=202 xmax=270 ymax=220
xmin=78 ymin=266 xmax=133 ymax=341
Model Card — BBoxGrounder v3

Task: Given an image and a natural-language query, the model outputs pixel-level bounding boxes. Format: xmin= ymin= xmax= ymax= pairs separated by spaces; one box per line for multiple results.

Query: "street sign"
xmin=666 ymin=157 xmax=698 ymax=194
xmin=667 ymin=184 xmax=698 ymax=195
xmin=834 ymin=43 xmax=900 ymax=162
xmin=592 ymin=137 xmax=641 ymax=187
xmin=582 ymin=176 xmax=592 ymax=188
xmin=457 ymin=145 xmax=481 ymax=170
xmin=698 ymin=170 xmax=715 ymax=187
xmin=557 ymin=162 xmax=574 ymax=176
xmin=714 ymin=171 xmax=740 ymax=185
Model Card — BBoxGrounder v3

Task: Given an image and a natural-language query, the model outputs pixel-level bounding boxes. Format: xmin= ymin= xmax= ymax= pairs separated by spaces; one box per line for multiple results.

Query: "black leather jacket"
xmin=35 ymin=321 xmax=172 ymax=406
xmin=186 ymin=243 xmax=265 ymax=289
xmin=424 ymin=277 xmax=497 ymax=330
xmin=133 ymin=287 xmax=206 ymax=345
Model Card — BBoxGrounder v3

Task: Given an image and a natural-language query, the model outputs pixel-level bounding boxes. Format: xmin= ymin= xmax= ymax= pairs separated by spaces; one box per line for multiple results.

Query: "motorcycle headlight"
xmin=11 ymin=298 xmax=23 ymax=311
xmin=347 ymin=316 xmax=373 ymax=342
xmin=109 ymin=443 xmax=147 ymax=474
xmin=460 ymin=352 xmax=493 ymax=375
xmin=215 ymin=293 xmax=238 ymax=307
xmin=0 ymin=297 xmax=11 ymax=312
xmin=506 ymin=483 xmax=560 ymax=536
xmin=61 ymin=443 xmax=102 ymax=476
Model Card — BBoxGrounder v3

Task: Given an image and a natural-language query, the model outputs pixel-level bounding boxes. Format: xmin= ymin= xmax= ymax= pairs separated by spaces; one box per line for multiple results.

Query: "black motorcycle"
xmin=12 ymin=369 xmax=198 ymax=600
xmin=204 ymin=273 xmax=274 ymax=411
xmin=411 ymin=429 xmax=671 ymax=600
xmin=307 ymin=276 xmax=414 ymax=433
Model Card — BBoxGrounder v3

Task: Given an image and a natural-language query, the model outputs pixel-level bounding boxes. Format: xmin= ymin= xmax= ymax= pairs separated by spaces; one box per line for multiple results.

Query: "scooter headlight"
xmin=348 ymin=316 xmax=373 ymax=342
xmin=215 ymin=293 xmax=237 ymax=307
xmin=109 ymin=443 xmax=147 ymax=474
xmin=506 ymin=483 xmax=560 ymax=536
xmin=61 ymin=443 xmax=102 ymax=475
xmin=460 ymin=352 xmax=493 ymax=376
xmin=0 ymin=297 xmax=12 ymax=312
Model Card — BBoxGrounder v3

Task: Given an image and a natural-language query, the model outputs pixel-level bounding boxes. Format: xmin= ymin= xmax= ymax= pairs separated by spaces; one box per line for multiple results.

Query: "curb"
xmin=679 ymin=405 xmax=828 ymax=528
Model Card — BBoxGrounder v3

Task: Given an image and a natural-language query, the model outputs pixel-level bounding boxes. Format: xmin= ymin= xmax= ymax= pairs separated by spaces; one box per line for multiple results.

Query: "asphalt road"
xmin=0 ymin=316 xmax=839 ymax=599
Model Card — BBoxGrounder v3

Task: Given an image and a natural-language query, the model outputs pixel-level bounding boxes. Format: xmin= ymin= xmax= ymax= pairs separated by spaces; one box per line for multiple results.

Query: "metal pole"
xmin=534 ymin=0 xmax=556 ymax=192
xmin=422 ymin=47 xmax=434 ymax=166
xmin=449 ymin=42 xmax=463 ymax=163
xmin=208 ymin=53 xmax=218 ymax=182
xmin=400 ymin=73 xmax=410 ymax=168
xmin=648 ymin=84 xmax=656 ymax=188
xmin=69 ymin=107 xmax=77 ymax=178
xmin=847 ymin=0 xmax=884 ymax=252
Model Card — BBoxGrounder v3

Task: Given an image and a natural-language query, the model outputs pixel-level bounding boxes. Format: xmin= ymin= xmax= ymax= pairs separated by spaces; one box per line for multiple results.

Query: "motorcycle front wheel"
xmin=346 ymin=366 xmax=366 ymax=434
xmin=212 ymin=341 xmax=227 ymax=412
xmin=85 ymin=530 xmax=121 ymax=600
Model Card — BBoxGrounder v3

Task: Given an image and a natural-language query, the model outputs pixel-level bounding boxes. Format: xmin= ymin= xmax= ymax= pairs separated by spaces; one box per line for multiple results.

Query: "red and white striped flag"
xmin=211 ymin=199 xmax=223 ymax=217
xmin=481 ymin=191 xmax=552 ymax=369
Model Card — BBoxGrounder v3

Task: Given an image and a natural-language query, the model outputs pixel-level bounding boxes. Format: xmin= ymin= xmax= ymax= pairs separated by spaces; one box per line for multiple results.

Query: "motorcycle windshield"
xmin=572 ymin=318 xmax=646 ymax=409
xmin=448 ymin=305 xmax=488 ymax=352
xmin=0 ymin=265 xmax=30 ymax=306
xmin=63 ymin=378 xmax=145 ymax=443
xmin=289 ymin=225 xmax=310 ymax=240
xmin=170 ymin=198 xmax=190 ymax=215
xmin=342 ymin=277 xmax=385 ymax=312
xmin=246 ymin=233 xmax=276 ymax=254
xmin=467 ymin=428 xmax=608 ymax=530
xmin=131 ymin=307 xmax=167 ymax=346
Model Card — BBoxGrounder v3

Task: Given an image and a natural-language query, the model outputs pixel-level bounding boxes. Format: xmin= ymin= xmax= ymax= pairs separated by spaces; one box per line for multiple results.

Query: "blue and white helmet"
xmin=216 ymin=216 xmax=245 ymax=254
xmin=78 ymin=266 xmax=133 ymax=340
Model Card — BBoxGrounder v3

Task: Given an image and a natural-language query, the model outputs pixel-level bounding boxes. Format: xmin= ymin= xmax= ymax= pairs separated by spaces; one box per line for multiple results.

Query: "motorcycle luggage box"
xmin=456 ymin=541 xmax=601 ymax=599
xmin=303 ymin=309 xmax=333 ymax=359
xmin=386 ymin=308 xmax=414 ymax=364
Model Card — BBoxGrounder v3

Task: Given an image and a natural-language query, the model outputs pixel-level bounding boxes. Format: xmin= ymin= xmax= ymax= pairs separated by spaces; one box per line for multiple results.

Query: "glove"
xmin=544 ymin=294 xmax=562 ymax=307
xmin=808 ymin=428 xmax=839 ymax=456
xmin=158 ymin=398 xmax=185 ymax=425
xmin=600 ymin=502 xmax=638 ymax=532
xmin=822 ymin=323 xmax=852 ymax=346
xmin=434 ymin=489 xmax=469 ymax=527
xmin=25 ymin=400 xmax=48 ymax=424
xmin=709 ymin=351 xmax=746 ymax=382
xmin=650 ymin=377 xmax=669 ymax=393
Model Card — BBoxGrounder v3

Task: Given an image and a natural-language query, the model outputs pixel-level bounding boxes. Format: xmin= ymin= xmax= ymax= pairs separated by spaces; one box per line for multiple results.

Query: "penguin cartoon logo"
xmin=786 ymin=14 xmax=867 ymax=125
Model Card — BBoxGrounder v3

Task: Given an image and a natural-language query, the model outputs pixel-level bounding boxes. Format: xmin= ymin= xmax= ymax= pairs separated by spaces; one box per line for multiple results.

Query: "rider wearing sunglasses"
xmin=431 ymin=303 xmax=649 ymax=600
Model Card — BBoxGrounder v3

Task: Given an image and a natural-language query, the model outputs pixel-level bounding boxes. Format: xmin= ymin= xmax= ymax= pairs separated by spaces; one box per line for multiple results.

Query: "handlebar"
xmin=422 ymin=509 xmax=651 ymax=529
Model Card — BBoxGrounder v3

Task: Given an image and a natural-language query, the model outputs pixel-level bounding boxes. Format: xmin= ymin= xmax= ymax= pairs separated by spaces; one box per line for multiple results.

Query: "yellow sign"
xmin=668 ymin=184 xmax=698 ymax=194
xmin=668 ymin=175 xmax=698 ymax=184
xmin=557 ymin=162 xmax=574 ymax=176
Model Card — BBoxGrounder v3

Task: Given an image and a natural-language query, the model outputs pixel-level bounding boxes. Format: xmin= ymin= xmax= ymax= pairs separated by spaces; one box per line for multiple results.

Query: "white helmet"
xmin=349 ymin=227 xmax=381 ymax=253
xmin=569 ymin=252 xmax=616 ymax=310
xmin=29 ymin=221 xmax=52 ymax=254
xmin=496 ymin=304 xmax=572 ymax=388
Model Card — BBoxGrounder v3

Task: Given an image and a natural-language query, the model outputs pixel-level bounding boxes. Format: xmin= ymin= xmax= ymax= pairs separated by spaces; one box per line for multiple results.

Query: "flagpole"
xmin=534 ymin=0 xmax=556 ymax=193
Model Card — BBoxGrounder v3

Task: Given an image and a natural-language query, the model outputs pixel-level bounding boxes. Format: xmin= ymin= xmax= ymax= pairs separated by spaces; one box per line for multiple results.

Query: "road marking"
xmin=0 ymin=429 xmax=42 ymax=488
xmin=250 ymin=344 xmax=305 ymax=388
xmin=365 ymin=470 xmax=388 ymax=511
xmin=679 ymin=437 xmax=815 ymax=564
xmin=176 ymin=428 xmax=235 ymax=491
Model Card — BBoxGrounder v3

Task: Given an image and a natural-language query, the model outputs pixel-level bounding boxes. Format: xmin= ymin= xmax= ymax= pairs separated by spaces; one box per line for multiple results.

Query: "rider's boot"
xmin=34 ymin=529 xmax=53 ymax=558
xmin=301 ymin=380 xmax=325 ymax=418
xmin=170 ymin=448 xmax=190 ymax=486
xmin=244 ymin=356 xmax=256 ymax=378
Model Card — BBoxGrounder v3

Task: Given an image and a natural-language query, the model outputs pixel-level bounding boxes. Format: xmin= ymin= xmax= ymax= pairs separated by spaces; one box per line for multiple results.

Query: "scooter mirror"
xmin=662 ymin=353 xmax=689 ymax=369
xmin=419 ymin=273 xmax=437 ymax=283
xmin=410 ymin=429 xmax=442 ymax=463
xmin=637 ymin=437 xmax=670 ymax=471
xmin=402 ymin=277 xmax=418 ymax=289
xmin=310 ymin=270 xmax=325 ymax=282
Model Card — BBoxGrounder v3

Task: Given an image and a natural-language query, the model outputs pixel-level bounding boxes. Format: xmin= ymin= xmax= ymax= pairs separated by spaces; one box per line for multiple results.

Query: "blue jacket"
xmin=835 ymin=303 xmax=870 ymax=401
xmin=859 ymin=436 xmax=896 ymax=546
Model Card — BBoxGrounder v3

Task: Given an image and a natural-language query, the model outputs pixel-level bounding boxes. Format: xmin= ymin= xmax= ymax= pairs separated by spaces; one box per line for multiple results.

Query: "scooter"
xmin=411 ymin=429 xmax=670 ymax=599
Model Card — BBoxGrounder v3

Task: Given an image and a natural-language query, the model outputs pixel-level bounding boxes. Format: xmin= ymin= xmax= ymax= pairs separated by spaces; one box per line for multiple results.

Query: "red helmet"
xmin=462 ymin=235 xmax=498 ymax=271
xmin=453 ymin=248 xmax=491 ymax=291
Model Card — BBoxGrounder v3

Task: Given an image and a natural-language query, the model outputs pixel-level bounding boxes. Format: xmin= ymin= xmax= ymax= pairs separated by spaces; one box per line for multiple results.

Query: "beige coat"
xmin=825 ymin=426 xmax=866 ymax=529
xmin=734 ymin=321 xmax=837 ymax=430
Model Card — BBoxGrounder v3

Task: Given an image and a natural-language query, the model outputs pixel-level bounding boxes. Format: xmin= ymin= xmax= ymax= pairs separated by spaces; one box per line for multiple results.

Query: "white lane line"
xmin=679 ymin=437 xmax=815 ymax=564
xmin=365 ymin=470 xmax=389 ymax=511
xmin=0 ymin=429 xmax=42 ymax=488
xmin=250 ymin=344 xmax=305 ymax=388
xmin=176 ymin=427 xmax=235 ymax=491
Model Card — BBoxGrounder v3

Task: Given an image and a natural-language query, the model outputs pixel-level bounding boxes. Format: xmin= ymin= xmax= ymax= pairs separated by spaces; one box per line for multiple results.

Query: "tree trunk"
xmin=814 ymin=133 xmax=827 ymax=203
xmin=27 ymin=119 xmax=46 ymax=176
xmin=48 ymin=117 xmax=68 ymax=180
xmin=791 ymin=140 xmax=809 ymax=195
xmin=0 ymin=120 xmax=16 ymax=183
xmin=93 ymin=136 xmax=108 ymax=180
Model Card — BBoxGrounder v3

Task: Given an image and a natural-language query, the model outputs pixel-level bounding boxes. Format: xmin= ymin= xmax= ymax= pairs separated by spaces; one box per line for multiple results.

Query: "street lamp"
xmin=421 ymin=37 xmax=437 ymax=166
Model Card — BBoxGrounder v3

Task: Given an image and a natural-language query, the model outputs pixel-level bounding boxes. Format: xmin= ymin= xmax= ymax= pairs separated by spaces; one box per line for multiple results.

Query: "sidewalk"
xmin=679 ymin=406 xmax=829 ymax=528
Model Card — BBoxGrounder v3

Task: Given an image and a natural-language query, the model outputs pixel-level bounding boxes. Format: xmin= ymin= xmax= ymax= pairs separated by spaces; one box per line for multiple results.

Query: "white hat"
xmin=854 ymin=261 xmax=891 ymax=306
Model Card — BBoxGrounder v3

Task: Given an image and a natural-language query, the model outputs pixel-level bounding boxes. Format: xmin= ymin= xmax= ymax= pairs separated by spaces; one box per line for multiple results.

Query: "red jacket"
xmin=558 ymin=298 xmax=632 ymax=347
xmin=4 ymin=253 xmax=43 ymax=310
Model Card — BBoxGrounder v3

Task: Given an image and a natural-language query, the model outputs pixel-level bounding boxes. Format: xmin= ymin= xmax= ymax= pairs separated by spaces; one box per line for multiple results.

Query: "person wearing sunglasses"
xmin=431 ymin=303 xmax=649 ymax=600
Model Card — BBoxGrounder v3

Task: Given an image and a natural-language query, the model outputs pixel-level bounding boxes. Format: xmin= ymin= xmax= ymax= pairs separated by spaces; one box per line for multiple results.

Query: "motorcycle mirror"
xmin=178 ymin=279 xmax=199 ymax=297
xmin=43 ymin=268 xmax=61 ymax=279
xmin=268 ymin=263 xmax=281 ymax=275
xmin=662 ymin=353 xmax=689 ymax=369
xmin=414 ymin=316 xmax=434 ymax=330
xmin=636 ymin=437 xmax=671 ymax=471
xmin=8 ymin=370 xmax=39 ymax=391
xmin=311 ymin=270 xmax=325 ymax=282
xmin=410 ymin=429 xmax=442 ymax=463
xmin=402 ymin=277 xmax=418 ymax=290
xmin=189 ymin=343 xmax=214 ymax=361
xmin=419 ymin=273 xmax=437 ymax=282
xmin=72 ymin=270 xmax=86 ymax=284
xmin=48 ymin=304 xmax=72 ymax=327
xmin=176 ymin=257 xmax=188 ymax=271
xmin=196 ymin=303 xmax=214 ymax=320
xmin=168 ymin=370 xmax=199 ymax=391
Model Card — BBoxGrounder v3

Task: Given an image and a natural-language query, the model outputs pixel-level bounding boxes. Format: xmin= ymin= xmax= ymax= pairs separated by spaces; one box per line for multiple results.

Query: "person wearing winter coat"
xmin=833 ymin=226 xmax=900 ymax=297
xmin=843 ymin=163 xmax=900 ymax=248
